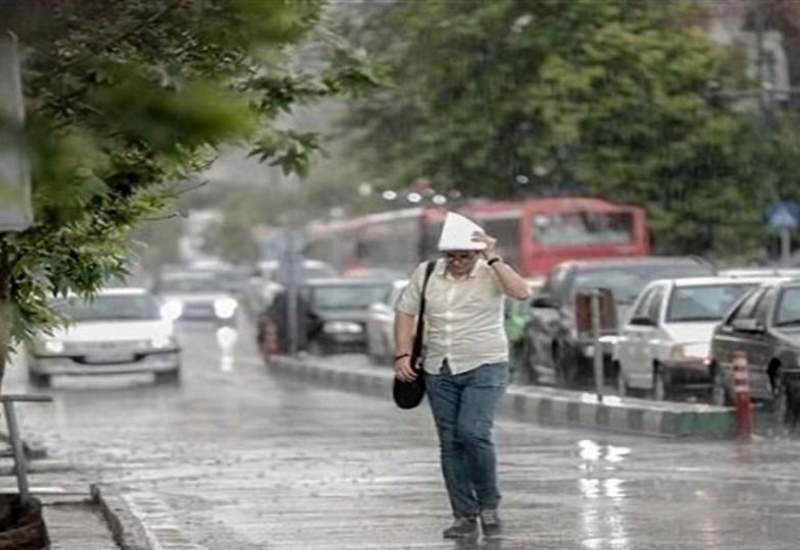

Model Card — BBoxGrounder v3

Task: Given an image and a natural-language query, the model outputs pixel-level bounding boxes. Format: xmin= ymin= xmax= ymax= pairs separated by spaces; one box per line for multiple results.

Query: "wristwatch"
xmin=487 ymin=257 xmax=503 ymax=266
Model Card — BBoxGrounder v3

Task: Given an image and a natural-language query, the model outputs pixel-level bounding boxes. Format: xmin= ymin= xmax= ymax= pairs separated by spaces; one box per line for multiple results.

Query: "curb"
xmin=91 ymin=484 xmax=152 ymax=550
xmin=0 ymin=432 xmax=48 ymax=460
xmin=268 ymin=354 xmax=737 ymax=439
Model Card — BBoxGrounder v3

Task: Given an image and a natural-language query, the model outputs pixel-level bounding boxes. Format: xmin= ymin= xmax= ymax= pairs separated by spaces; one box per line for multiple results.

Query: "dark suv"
xmin=709 ymin=278 xmax=800 ymax=424
xmin=520 ymin=256 xmax=714 ymax=388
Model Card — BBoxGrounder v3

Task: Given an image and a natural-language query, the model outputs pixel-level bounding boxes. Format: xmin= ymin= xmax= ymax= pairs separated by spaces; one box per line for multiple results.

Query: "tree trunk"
xmin=0 ymin=242 xmax=11 ymax=390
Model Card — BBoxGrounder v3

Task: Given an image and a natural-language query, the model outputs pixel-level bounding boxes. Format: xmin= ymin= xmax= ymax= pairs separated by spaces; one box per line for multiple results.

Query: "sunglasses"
xmin=444 ymin=251 xmax=475 ymax=260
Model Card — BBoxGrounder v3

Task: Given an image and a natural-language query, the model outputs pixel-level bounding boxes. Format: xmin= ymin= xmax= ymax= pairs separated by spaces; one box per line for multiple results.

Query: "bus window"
xmin=531 ymin=211 xmax=634 ymax=246
xmin=481 ymin=218 xmax=521 ymax=268
xmin=361 ymin=217 xmax=420 ymax=269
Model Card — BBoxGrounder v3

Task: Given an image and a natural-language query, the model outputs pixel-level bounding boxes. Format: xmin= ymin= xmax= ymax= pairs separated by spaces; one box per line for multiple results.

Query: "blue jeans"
xmin=425 ymin=362 xmax=509 ymax=519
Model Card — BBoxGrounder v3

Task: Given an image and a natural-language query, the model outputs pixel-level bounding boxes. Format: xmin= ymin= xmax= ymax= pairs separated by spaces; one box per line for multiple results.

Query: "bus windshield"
xmin=532 ymin=211 xmax=634 ymax=246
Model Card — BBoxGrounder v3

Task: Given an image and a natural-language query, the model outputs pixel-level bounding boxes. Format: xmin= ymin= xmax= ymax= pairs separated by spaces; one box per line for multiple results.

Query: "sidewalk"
xmin=0 ymin=436 xmax=151 ymax=550
xmin=42 ymin=492 xmax=118 ymax=550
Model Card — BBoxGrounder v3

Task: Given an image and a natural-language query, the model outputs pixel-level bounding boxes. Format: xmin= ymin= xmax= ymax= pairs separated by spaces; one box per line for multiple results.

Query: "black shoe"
xmin=479 ymin=509 xmax=502 ymax=538
xmin=442 ymin=517 xmax=478 ymax=540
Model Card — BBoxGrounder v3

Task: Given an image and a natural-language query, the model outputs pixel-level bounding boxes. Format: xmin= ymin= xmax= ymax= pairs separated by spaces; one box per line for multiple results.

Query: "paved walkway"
xmin=44 ymin=494 xmax=117 ymax=550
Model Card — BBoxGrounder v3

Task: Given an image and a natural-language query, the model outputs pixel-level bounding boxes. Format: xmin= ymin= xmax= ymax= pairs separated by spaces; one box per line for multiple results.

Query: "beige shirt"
xmin=395 ymin=258 xmax=508 ymax=375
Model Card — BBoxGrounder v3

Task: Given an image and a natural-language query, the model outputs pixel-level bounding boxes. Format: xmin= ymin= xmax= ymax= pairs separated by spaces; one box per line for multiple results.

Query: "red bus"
xmin=305 ymin=198 xmax=649 ymax=277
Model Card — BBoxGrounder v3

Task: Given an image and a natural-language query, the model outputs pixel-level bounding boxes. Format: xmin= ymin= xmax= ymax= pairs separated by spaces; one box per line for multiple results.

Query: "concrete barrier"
xmin=267 ymin=354 xmax=737 ymax=439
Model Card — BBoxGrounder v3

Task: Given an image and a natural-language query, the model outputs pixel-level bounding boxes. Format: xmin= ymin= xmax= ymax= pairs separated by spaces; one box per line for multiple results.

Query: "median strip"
xmin=267 ymin=354 xmax=737 ymax=439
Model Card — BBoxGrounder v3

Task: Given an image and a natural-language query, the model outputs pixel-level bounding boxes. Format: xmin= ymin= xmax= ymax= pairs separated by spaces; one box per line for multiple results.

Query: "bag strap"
xmin=411 ymin=260 xmax=436 ymax=368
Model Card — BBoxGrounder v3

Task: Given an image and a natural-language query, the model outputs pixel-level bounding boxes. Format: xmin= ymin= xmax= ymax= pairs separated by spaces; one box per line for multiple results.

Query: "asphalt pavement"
xmin=4 ymin=317 xmax=800 ymax=549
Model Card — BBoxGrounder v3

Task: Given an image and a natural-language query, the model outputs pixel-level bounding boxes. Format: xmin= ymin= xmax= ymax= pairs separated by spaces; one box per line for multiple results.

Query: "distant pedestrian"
xmin=393 ymin=212 xmax=531 ymax=540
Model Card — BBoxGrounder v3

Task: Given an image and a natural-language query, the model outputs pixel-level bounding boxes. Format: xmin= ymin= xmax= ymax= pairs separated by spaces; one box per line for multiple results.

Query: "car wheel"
xmin=27 ymin=370 xmax=50 ymax=388
xmin=555 ymin=345 xmax=579 ymax=389
xmin=309 ymin=340 xmax=329 ymax=356
xmin=380 ymin=334 xmax=393 ymax=366
xmin=617 ymin=365 xmax=629 ymax=397
xmin=516 ymin=338 xmax=538 ymax=385
xmin=653 ymin=367 xmax=670 ymax=401
xmin=155 ymin=369 xmax=181 ymax=385
xmin=709 ymin=367 xmax=731 ymax=406
xmin=770 ymin=371 xmax=790 ymax=426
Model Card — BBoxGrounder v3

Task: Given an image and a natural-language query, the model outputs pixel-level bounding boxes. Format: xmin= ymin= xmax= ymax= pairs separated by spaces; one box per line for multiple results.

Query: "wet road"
xmin=8 ymin=318 xmax=800 ymax=549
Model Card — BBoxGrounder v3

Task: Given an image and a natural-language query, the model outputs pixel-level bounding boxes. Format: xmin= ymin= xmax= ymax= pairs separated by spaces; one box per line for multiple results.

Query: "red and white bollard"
xmin=733 ymin=350 xmax=752 ymax=441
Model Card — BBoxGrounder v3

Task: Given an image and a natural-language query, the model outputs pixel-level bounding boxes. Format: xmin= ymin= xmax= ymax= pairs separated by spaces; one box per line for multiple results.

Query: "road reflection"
xmin=216 ymin=326 xmax=238 ymax=372
xmin=577 ymin=440 xmax=630 ymax=550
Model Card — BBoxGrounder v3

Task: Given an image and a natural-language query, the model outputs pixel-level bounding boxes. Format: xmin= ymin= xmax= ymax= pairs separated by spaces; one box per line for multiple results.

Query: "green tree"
xmin=0 ymin=0 xmax=377 ymax=385
xmin=343 ymin=0 xmax=800 ymax=257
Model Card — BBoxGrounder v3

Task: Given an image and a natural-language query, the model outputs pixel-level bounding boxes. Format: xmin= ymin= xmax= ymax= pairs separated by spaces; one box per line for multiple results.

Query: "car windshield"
xmin=309 ymin=284 xmax=391 ymax=310
xmin=775 ymin=287 xmax=800 ymax=325
xmin=573 ymin=264 xmax=711 ymax=303
xmin=54 ymin=294 xmax=161 ymax=322
xmin=158 ymin=275 xmax=222 ymax=293
xmin=667 ymin=284 xmax=757 ymax=322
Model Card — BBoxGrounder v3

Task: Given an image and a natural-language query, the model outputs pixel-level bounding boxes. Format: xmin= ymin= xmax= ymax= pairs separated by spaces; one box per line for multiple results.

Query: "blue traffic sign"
xmin=767 ymin=202 xmax=800 ymax=230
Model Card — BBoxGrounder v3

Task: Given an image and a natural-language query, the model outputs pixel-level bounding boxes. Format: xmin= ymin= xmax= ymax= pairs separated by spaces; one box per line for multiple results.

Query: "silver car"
xmin=365 ymin=279 xmax=408 ymax=365
xmin=26 ymin=288 xmax=181 ymax=386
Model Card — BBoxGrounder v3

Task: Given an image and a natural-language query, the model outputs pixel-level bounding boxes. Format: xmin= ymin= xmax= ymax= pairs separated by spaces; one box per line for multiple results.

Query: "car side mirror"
xmin=628 ymin=316 xmax=655 ymax=327
xmin=531 ymin=295 xmax=558 ymax=309
xmin=731 ymin=318 xmax=764 ymax=333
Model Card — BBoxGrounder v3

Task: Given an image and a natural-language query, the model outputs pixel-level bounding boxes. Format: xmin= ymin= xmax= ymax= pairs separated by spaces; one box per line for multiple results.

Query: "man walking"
xmin=393 ymin=212 xmax=531 ymax=540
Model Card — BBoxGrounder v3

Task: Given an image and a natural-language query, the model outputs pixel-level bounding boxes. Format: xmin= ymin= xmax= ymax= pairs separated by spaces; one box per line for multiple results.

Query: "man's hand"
xmin=394 ymin=355 xmax=417 ymax=382
xmin=472 ymin=231 xmax=497 ymax=258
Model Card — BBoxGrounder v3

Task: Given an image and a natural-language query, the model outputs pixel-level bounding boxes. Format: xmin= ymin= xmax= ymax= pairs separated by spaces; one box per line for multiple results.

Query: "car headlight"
xmin=43 ymin=339 xmax=64 ymax=354
xmin=670 ymin=344 xmax=685 ymax=360
xmin=670 ymin=343 xmax=707 ymax=361
xmin=214 ymin=298 xmax=238 ymax=319
xmin=151 ymin=334 xmax=176 ymax=350
xmin=161 ymin=300 xmax=183 ymax=321
xmin=323 ymin=321 xmax=363 ymax=334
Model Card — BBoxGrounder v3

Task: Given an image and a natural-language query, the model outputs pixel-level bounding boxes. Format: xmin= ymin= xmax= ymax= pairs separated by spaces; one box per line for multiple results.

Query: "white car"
xmin=26 ymin=288 xmax=181 ymax=386
xmin=153 ymin=270 xmax=239 ymax=325
xmin=614 ymin=276 xmax=775 ymax=400
xmin=365 ymin=280 xmax=408 ymax=364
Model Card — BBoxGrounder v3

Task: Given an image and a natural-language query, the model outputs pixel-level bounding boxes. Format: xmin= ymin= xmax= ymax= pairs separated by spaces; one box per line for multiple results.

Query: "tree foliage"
xmin=0 ymin=0 xmax=377 ymax=380
xmin=343 ymin=0 xmax=800 ymax=257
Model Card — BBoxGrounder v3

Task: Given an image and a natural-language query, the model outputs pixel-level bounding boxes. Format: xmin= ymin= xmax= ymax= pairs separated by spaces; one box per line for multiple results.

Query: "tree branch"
xmin=35 ymin=0 xmax=185 ymax=82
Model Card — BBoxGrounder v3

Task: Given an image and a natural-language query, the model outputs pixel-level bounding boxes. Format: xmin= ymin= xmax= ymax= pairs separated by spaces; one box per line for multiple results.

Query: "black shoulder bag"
xmin=392 ymin=260 xmax=436 ymax=409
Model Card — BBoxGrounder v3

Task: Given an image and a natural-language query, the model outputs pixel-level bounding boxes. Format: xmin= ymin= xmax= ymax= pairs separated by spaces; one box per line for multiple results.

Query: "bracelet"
xmin=394 ymin=353 xmax=411 ymax=362
xmin=487 ymin=257 xmax=503 ymax=266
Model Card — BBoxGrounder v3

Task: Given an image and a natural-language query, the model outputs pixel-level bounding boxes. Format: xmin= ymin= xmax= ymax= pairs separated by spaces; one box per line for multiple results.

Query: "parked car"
xmin=305 ymin=278 xmax=396 ymax=355
xmin=255 ymin=285 xmax=321 ymax=356
xmin=365 ymin=279 xmax=408 ymax=364
xmin=615 ymin=276 xmax=768 ymax=400
xmin=719 ymin=268 xmax=800 ymax=278
xmin=520 ymin=256 xmax=715 ymax=388
xmin=709 ymin=278 xmax=800 ymax=424
xmin=25 ymin=288 xmax=181 ymax=386
xmin=152 ymin=270 xmax=239 ymax=325
xmin=243 ymin=259 xmax=337 ymax=318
